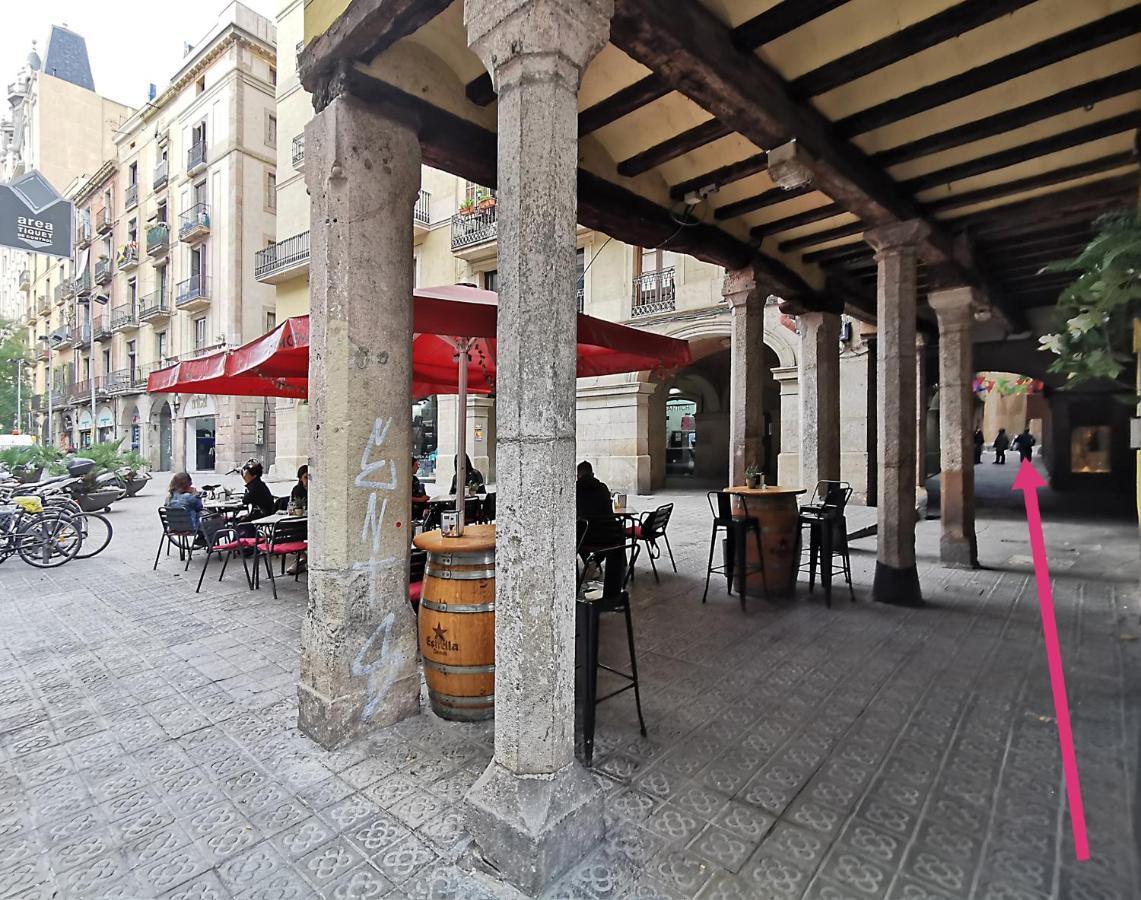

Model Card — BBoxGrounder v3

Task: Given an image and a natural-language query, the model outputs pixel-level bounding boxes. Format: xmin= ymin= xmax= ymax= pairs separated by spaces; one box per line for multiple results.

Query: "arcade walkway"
xmin=0 ymin=483 xmax=1136 ymax=898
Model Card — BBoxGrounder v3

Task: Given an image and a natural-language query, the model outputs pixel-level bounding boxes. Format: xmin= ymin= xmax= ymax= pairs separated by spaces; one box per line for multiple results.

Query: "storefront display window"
xmin=413 ymin=397 xmax=439 ymax=480
xmin=1070 ymin=426 xmax=1111 ymax=474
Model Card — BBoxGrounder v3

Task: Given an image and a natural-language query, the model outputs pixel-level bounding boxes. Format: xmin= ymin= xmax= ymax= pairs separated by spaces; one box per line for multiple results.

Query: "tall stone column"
xmin=797 ymin=311 xmax=841 ymax=493
xmin=864 ymin=220 xmax=928 ymax=606
xmin=773 ymin=365 xmax=800 ymax=486
xmin=297 ymin=94 xmax=422 ymax=748
xmin=915 ymin=335 xmax=929 ymax=519
xmin=723 ymin=266 xmax=765 ymax=486
xmin=929 ymin=286 xmax=979 ymax=567
xmin=463 ymin=1 xmax=613 ymax=892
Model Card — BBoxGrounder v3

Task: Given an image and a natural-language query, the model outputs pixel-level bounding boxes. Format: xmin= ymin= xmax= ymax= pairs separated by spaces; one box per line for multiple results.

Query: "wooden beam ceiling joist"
xmin=731 ymin=0 xmax=852 ymax=50
xmin=802 ymin=242 xmax=869 ymax=265
xmin=952 ymin=173 xmax=1138 ymax=235
xmin=790 ymin=0 xmax=1037 ymax=98
xmin=669 ymin=153 xmax=769 ymax=202
xmin=617 ymin=119 xmax=733 ymax=177
xmin=873 ymin=67 xmax=1141 ymax=167
xmin=751 ymin=202 xmax=851 ymax=239
xmin=579 ymin=74 xmax=669 ymax=135
xmin=904 ymin=113 xmax=1141 ymax=194
xmin=779 ymin=221 xmax=866 ymax=253
xmin=836 ymin=8 xmax=1141 ymax=138
xmin=923 ymin=152 xmax=1138 ymax=213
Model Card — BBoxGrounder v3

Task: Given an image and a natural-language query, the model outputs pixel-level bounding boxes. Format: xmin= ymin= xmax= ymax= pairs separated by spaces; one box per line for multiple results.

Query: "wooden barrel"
xmin=413 ymin=525 xmax=496 ymax=721
xmin=729 ymin=487 xmax=806 ymax=595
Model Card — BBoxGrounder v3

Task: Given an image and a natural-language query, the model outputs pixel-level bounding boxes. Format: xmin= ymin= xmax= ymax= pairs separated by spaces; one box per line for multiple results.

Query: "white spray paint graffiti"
xmin=352 ymin=415 xmax=403 ymax=721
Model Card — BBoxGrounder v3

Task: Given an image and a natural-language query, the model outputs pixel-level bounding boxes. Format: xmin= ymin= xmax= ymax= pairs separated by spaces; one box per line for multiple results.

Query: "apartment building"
xmin=271 ymin=1 xmax=874 ymax=497
xmin=19 ymin=4 xmax=280 ymax=473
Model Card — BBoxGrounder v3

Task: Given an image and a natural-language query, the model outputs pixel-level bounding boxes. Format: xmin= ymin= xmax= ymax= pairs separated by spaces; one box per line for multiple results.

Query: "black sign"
xmin=0 ymin=171 xmax=73 ymax=259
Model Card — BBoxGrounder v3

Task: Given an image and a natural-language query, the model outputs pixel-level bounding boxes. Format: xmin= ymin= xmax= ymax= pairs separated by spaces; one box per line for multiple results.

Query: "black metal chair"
xmin=154 ymin=507 xmax=198 ymax=571
xmin=408 ymin=548 xmax=427 ymax=611
xmin=702 ymin=491 xmax=766 ymax=608
xmin=798 ymin=480 xmax=855 ymax=607
xmin=252 ymin=519 xmax=308 ymax=599
xmin=625 ymin=503 xmax=676 ymax=583
xmin=576 ymin=536 xmax=646 ymax=767
xmin=195 ymin=513 xmax=253 ymax=593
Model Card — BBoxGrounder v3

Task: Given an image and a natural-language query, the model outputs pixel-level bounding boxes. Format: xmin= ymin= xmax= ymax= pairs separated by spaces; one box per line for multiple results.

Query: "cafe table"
xmin=250 ymin=511 xmax=307 ymax=528
xmin=724 ymin=485 xmax=805 ymax=596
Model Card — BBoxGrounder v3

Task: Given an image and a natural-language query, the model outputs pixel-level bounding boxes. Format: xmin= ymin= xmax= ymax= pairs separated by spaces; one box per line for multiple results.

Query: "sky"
xmin=1 ymin=0 xmax=279 ymax=110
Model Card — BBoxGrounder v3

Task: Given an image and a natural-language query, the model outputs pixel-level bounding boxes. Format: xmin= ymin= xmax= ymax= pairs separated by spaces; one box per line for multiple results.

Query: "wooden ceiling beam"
xmin=714 ymin=184 xmax=814 ymax=221
xmin=779 ymin=221 xmax=866 ymax=253
xmin=874 ymin=67 xmax=1141 ymax=167
xmin=905 ymin=113 xmax=1141 ymax=194
xmin=803 ymin=242 xmax=870 ymax=265
xmin=298 ymin=0 xmax=452 ymax=92
xmin=669 ymin=154 xmax=769 ymax=202
xmin=617 ymin=119 xmax=732 ymax=177
xmin=923 ymin=152 xmax=1138 ymax=213
xmin=952 ymin=173 xmax=1138 ymax=235
xmin=791 ymin=0 xmax=1037 ymax=98
xmin=751 ymin=202 xmax=851 ymax=239
xmin=731 ymin=0 xmax=852 ymax=50
xmin=579 ymin=74 xmax=670 ymax=135
xmin=836 ymin=8 xmax=1141 ymax=138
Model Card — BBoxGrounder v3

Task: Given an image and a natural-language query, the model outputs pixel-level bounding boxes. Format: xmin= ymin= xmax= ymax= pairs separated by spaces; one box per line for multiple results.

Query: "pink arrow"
xmin=1012 ymin=459 xmax=1089 ymax=861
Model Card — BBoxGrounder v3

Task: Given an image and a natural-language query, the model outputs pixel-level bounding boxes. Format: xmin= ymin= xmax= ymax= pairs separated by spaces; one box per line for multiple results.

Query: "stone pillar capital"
xmin=465 ymin=0 xmax=613 ymax=88
xmin=863 ymin=219 xmax=930 ymax=257
xmin=928 ymin=285 xmax=981 ymax=316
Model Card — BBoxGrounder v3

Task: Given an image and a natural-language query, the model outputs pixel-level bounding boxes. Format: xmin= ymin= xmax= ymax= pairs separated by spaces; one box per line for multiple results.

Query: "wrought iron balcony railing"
xmin=451 ymin=204 xmax=497 ymax=251
xmin=153 ymin=159 xmax=169 ymax=190
xmin=292 ymin=133 xmax=304 ymax=169
xmin=415 ymin=189 xmax=430 ymax=226
xmin=178 ymin=203 xmax=211 ymax=242
xmin=631 ymin=267 xmax=676 ymax=318
xmin=124 ymin=183 xmax=138 ymax=210
xmin=187 ymin=140 xmax=207 ymax=173
xmin=254 ymin=231 xmax=309 ymax=282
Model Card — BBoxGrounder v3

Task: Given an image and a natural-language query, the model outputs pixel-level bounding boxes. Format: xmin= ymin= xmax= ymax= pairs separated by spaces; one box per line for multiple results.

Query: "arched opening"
xmin=123 ymin=405 xmax=142 ymax=453
xmin=156 ymin=402 xmax=173 ymax=471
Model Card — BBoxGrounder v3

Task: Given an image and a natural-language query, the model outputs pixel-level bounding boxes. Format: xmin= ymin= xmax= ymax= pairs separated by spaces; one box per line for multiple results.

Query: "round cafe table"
xmin=725 ymin=485 xmax=806 ymax=596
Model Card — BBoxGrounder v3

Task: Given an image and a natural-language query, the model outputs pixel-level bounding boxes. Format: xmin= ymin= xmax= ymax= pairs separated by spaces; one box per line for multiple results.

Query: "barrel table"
xmin=413 ymin=525 xmax=496 ymax=720
xmin=725 ymin=485 xmax=805 ymax=596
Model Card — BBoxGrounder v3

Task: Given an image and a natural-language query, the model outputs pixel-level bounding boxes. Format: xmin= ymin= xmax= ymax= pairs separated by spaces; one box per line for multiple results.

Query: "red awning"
xmin=148 ymin=285 xmax=691 ymax=399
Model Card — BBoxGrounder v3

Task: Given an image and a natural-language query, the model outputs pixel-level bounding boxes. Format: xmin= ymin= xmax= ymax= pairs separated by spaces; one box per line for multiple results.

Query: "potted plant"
xmin=459 ymin=197 xmax=476 ymax=216
xmin=744 ymin=464 xmax=763 ymax=489
xmin=477 ymin=190 xmax=496 ymax=211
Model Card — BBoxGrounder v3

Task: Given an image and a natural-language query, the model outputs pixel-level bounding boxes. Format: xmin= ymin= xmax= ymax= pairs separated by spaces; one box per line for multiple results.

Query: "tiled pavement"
xmin=0 ymin=471 xmax=1138 ymax=898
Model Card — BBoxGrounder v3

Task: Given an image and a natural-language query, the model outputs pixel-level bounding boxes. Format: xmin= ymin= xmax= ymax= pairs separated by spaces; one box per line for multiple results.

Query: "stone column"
xmin=915 ymin=335 xmax=929 ymax=518
xmin=864 ymin=220 xmax=928 ymax=606
xmin=773 ymin=365 xmax=800 ymax=486
xmin=797 ymin=311 xmax=841 ymax=493
xmin=724 ymin=266 xmax=765 ymax=486
xmin=297 ymin=94 xmax=422 ymax=748
xmin=929 ymin=286 xmax=979 ymax=567
xmin=463 ymin=1 xmax=613 ymax=893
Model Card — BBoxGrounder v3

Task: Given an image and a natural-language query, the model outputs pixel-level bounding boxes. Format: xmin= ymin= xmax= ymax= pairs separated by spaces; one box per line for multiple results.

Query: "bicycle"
xmin=0 ymin=500 xmax=84 ymax=568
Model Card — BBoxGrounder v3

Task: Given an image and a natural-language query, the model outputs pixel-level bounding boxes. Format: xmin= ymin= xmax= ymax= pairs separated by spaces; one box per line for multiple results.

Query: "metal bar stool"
xmin=702 ymin=491 xmax=767 ymax=609
xmin=798 ymin=480 xmax=855 ymax=607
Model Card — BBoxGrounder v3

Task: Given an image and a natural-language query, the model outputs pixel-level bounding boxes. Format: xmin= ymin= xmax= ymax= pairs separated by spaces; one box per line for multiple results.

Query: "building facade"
xmin=16 ymin=3 xmax=280 ymax=473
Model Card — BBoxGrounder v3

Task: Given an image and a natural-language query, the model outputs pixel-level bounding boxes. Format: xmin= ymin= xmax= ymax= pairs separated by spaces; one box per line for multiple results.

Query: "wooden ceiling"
xmin=301 ymin=0 xmax=1141 ymax=328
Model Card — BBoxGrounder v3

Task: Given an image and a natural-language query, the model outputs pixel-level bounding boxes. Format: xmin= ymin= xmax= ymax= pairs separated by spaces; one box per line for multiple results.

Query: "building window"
xmin=266 ymin=311 xmax=277 ymax=332
xmin=156 ymin=200 xmax=167 ymax=224
xmin=156 ymin=331 xmax=167 ymax=361
xmin=269 ymin=66 xmax=277 ymax=86
xmin=266 ymin=113 xmax=277 ymax=148
xmin=128 ymin=161 xmax=137 ymax=186
xmin=483 ymin=270 xmax=498 ymax=293
xmin=194 ymin=317 xmax=207 ymax=349
xmin=1071 ymin=426 xmax=1111 ymax=474
xmin=266 ymin=172 xmax=276 ymax=212
xmin=101 ymin=349 xmax=110 ymax=374
xmin=127 ymin=218 xmax=137 ymax=244
xmin=128 ymin=278 xmax=137 ymax=307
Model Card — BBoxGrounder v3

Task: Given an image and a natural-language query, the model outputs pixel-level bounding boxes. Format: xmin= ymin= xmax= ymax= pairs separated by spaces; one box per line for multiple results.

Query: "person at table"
xmin=165 ymin=472 xmax=204 ymax=532
xmin=276 ymin=464 xmax=310 ymax=512
xmin=411 ymin=457 xmax=430 ymax=518
xmin=576 ymin=460 xmax=626 ymax=596
xmin=237 ymin=460 xmax=276 ymax=522
xmin=449 ymin=453 xmax=486 ymax=496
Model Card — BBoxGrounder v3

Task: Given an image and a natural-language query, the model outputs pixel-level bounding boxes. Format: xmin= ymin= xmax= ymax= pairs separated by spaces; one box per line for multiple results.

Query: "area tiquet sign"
xmin=0 ymin=170 xmax=73 ymax=259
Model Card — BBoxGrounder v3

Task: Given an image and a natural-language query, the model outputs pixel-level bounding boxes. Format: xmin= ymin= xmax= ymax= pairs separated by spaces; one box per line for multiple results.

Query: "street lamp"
xmin=37 ymin=332 xmax=65 ymax=447
xmin=77 ymin=292 xmax=109 ymax=447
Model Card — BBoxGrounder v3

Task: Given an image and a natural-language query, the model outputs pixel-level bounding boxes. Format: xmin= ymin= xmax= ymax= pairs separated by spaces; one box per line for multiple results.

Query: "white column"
xmin=773 ymin=365 xmax=800 ymax=487
xmin=798 ymin=311 xmax=841 ymax=493
xmin=297 ymin=94 xmax=422 ymax=748
xmin=929 ymin=286 xmax=979 ymax=567
xmin=723 ymin=266 xmax=765 ymax=486
xmin=463 ymin=1 xmax=613 ymax=893
xmin=864 ymin=220 xmax=928 ymax=606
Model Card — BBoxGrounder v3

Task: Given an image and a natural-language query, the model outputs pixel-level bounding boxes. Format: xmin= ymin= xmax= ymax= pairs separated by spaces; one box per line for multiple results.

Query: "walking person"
xmin=1012 ymin=427 xmax=1036 ymax=462
xmin=993 ymin=428 xmax=1010 ymax=464
xmin=973 ymin=428 xmax=984 ymax=465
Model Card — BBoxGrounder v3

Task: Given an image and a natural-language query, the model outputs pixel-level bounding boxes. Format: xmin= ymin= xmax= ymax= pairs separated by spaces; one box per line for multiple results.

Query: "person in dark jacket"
xmin=1011 ymin=427 xmax=1036 ymax=462
xmin=993 ymin=428 xmax=1010 ymax=465
xmin=448 ymin=453 xmax=486 ymax=495
xmin=973 ymin=429 xmax=984 ymax=465
xmin=238 ymin=460 xmax=276 ymax=521
xmin=576 ymin=460 xmax=627 ymax=596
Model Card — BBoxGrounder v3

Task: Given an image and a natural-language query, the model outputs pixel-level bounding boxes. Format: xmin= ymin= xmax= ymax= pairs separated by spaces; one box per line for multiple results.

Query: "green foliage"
xmin=0 ymin=444 xmax=64 ymax=475
xmin=72 ymin=439 xmax=151 ymax=478
xmin=0 ymin=318 xmax=30 ymax=432
xmin=1038 ymin=213 xmax=1141 ymax=390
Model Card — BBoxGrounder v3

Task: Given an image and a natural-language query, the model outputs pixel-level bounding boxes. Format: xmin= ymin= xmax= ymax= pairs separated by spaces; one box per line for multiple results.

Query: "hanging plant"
xmin=1037 ymin=212 xmax=1141 ymax=394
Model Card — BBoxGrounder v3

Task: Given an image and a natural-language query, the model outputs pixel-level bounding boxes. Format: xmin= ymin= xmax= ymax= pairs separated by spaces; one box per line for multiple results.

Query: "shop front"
xmin=182 ymin=394 xmax=217 ymax=472
xmin=96 ymin=406 xmax=115 ymax=445
xmin=76 ymin=409 xmax=93 ymax=449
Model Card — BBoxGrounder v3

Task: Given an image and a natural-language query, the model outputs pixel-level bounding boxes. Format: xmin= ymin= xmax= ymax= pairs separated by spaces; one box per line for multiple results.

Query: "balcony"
xmin=94 ymin=257 xmax=114 ymax=285
xmin=131 ymin=366 xmax=149 ymax=392
xmin=77 ymin=220 xmax=92 ymax=249
xmin=179 ymin=203 xmax=211 ymax=243
xmin=93 ymin=313 xmax=112 ymax=342
xmin=30 ymin=393 xmax=42 ymax=412
xmin=153 ymin=159 xmax=169 ymax=190
xmin=576 ymin=286 xmax=585 ymax=313
xmin=95 ymin=205 xmax=112 ymax=234
xmin=103 ymin=369 xmax=132 ymax=395
xmin=146 ymin=222 xmax=170 ymax=259
xmin=414 ymin=190 xmax=430 ymax=235
xmin=111 ymin=303 xmax=139 ymax=332
xmin=187 ymin=140 xmax=207 ymax=175
xmin=116 ymin=242 xmax=140 ymax=271
xmin=631 ymin=267 xmax=677 ymax=318
xmin=254 ymin=231 xmax=309 ymax=283
xmin=176 ymin=275 xmax=211 ymax=312
xmin=74 ymin=270 xmax=92 ymax=298
xmin=37 ymin=295 xmax=50 ymax=316
xmin=53 ymin=283 xmax=67 ymax=305
xmin=125 ymin=183 xmax=138 ymax=210
xmin=450 ymin=203 xmax=497 ymax=257
xmin=37 ymin=347 xmax=49 ymax=362
xmin=70 ymin=380 xmax=90 ymax=403
xmin=70 ymin=322 xmax=90 ymax=349
xmin=18 ymin=269 xmax=30 ymax=290
xmin=139 ymin=290 xmax=171 ymax=324
xmin=291 ymin=133 xmax=304 ymax=169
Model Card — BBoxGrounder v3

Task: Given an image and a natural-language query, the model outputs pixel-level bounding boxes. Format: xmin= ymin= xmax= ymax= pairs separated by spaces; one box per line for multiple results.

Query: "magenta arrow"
xmin=1012 ymin=459 xmax=1089 ymax=861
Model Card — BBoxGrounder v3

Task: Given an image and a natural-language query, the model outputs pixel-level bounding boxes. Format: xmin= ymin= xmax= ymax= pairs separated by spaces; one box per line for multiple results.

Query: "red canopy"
xmin=148 ymin=285 xmax=690 ymax=399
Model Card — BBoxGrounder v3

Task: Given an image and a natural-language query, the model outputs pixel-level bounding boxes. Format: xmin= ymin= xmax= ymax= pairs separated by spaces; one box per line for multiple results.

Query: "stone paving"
xmin=0 ymin=467 xmax=1138 ymax=899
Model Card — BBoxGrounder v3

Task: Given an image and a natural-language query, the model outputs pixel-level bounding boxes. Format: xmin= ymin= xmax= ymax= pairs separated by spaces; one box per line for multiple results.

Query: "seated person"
xmin=449 ymin=453 xmax=487 ymax=496
xmin=237 ymin=460 xmax=276 ymax=522
xmin=277 ymin=464 xmax=309 ymax=511
xmin=576 ymin=460 xmax=626 ymax=596
xmin=165 ymin=472 xmax=204 ymax=532
xmin=411 ymin=457 xmax=430 ymax=518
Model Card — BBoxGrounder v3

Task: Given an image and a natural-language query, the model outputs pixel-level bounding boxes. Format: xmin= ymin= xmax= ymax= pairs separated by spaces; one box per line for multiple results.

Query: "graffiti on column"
xmin=350 ymin=415 xmax=403 ymax=721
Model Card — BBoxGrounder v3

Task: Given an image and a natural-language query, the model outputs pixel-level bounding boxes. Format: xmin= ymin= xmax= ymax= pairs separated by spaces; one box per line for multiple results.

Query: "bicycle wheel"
xmin=16 ymin=514 xmax=83 ymax=568
xmin=72 ymin=512 xmax=113 ymax=559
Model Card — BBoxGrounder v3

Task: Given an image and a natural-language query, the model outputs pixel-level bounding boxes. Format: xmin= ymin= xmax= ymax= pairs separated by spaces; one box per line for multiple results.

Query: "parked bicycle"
xmin=0 ymin=497 xmax=84 ymax=568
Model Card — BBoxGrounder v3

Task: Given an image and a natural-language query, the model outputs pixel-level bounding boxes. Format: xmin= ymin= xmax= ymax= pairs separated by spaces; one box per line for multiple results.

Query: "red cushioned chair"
xmin=195 ymin=513 xmax=254 ymax=593
xmin=253 ymin=519 xmax=308 ymax=599
xmin=624 ymin=503 xmax=676 ymax=583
